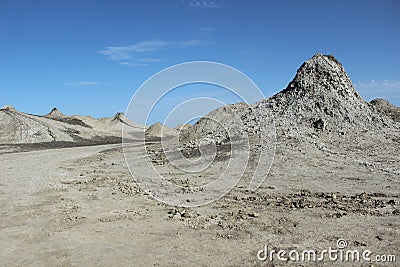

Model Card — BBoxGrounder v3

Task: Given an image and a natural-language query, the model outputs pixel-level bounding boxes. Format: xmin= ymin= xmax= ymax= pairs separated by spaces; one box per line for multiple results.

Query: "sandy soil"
xmin=1 ymin=129 xmax=399 ymax=266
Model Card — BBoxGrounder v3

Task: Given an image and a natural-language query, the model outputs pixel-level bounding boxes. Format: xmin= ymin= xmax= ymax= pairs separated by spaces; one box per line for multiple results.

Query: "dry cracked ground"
xmin=1 ymin=129 xmax=399 ymax=266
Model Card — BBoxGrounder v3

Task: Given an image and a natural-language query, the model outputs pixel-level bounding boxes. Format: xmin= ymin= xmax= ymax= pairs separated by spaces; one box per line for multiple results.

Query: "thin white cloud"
xmin=186 ymin=0 xmax=219 ymax=8
xmin=99 ymin=41 xmax=169 ymax=61
xmin=136 ymin=58 xmax=163 ymax=63
xmin=354 ymin=80 xmax=400 ymax=90
xmin=354 ymin=79 xmax=400 ymax=104
xmin=179 ymin=39 xmax=209 ymax=47
xmin=118 ymin=62 xmax=132 ymax=66
xmin=118 ymin=61 xmax=149 ymax=67
xmin=99 ymin=39 xmax=209 ymax=65
xmin=64 ymin=81 xmax=100 ymax=86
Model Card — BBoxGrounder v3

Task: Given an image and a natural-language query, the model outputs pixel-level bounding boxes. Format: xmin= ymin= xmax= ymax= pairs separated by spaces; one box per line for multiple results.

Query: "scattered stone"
xmin=248 ymin=212 xmax=259 ymax=218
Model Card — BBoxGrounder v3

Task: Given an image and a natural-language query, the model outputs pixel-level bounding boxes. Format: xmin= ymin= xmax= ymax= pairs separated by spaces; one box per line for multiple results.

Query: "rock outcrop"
xmin=370 ymin=98 xmax=400 ymax=122
xmin=45 ymin=108 xmax=68 ymax=119
xmin=259 ymin=54 xmax=390 ymax=133
xmin=182 ymin=54 xmax=399 ymax=143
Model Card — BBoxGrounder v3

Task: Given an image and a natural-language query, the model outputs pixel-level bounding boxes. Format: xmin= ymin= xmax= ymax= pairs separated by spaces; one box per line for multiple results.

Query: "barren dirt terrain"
xmin=1 ymin=129 xmax=399 ymax=266
xmin=1 ymin=54 xmax=399 ymax=266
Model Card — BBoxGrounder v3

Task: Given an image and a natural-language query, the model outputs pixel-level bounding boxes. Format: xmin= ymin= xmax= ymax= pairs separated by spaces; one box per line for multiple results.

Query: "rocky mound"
xmin=44 ymin=108 xmax=92 ymax=127
xmin=181 ymin=102 xmax=253 ymax=143
xmin=370 ymin=98 xmax=400 ymax=122
xmin=45 ymin=108 xmax=67 ymax=119
xmin=259 ymin=54 xmax=393 ymax=133
xmin=97 ymin=112 xmax=145 ymax=129
xmin=146 ymin=122 xmax=178 ymax=137
xmin=183 ymin=54 xmax=398 ymax=143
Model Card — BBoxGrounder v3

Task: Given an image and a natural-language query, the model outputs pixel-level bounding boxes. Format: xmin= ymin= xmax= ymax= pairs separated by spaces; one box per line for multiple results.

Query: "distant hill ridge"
xmin=0 ymin=106 xmax=145 ymax=145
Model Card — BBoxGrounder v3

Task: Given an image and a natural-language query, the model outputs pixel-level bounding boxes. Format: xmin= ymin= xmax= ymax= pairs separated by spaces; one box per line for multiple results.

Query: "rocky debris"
xmin=183 ymin=139 xmax=198 ymax=149
xmin=145 ymin=122 xmax=178 ymax=138
xmin=312 ymin=118 xmax=326 ymax=131
xmin=370 ymin=98 xmax=400 ymax=122
xmin=158 ymin=189 xmax=399 ymax=244
xmin=175 ymin=190 xmax=399 ymax=233
xmin=167 ymin=207 xmax=200 ymax=220
xmin=227 ymin=191 xmax=400 ymax=216
xmin=180 ymin=137 xmax=225 ymax=151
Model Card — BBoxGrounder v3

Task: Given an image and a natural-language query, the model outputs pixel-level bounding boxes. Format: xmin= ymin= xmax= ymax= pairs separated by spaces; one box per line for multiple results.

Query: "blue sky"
xmin=0 ymin=0 xmax=399 ymax=126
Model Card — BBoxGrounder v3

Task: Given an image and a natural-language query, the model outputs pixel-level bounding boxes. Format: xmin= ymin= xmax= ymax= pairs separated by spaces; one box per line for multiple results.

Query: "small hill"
xmin=370 ymin=98 xmax=400 ymax=122
xmin=145 ymin=122 xmax=178 ymax=137
xmin=257 ymin=54 xmax=393 ymax=133
xmin=44 ymin=108 xmax=92 ymax=127
xmin=45 ymin=108 xmax=68 ymax=119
